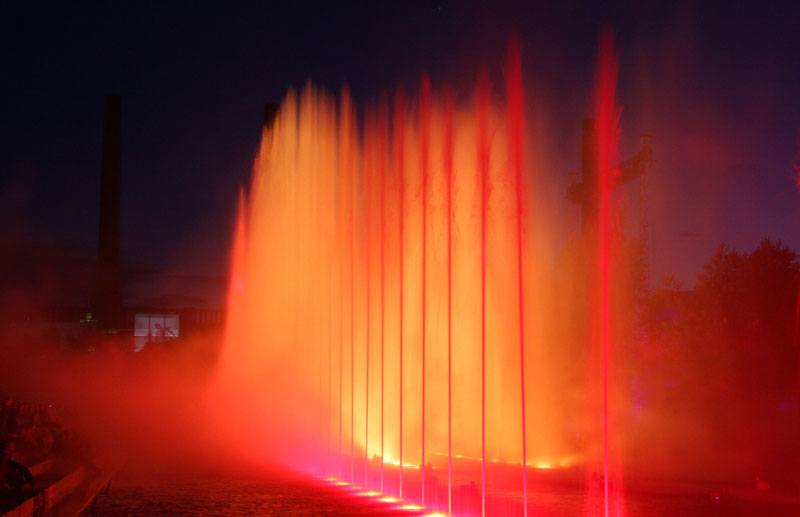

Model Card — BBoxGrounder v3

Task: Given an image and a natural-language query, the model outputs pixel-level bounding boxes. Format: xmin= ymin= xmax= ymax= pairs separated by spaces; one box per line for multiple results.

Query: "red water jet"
xmin=505 ymin=36 xmax=529 ymax=517
xmin=443 ymin=88 xmax=454 ymax=516
xmin=378 ymin=97 xmax=388 ymax=494
xmin=595 ymin=28 xmax=624 ymax=517
xmin=364 ymin=111 xmax=373 ymax=489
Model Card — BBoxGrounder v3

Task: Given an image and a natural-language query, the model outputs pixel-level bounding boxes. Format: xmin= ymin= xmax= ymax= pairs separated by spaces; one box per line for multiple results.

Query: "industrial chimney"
xmin=91 ymin=94 xmax=123 ymax=329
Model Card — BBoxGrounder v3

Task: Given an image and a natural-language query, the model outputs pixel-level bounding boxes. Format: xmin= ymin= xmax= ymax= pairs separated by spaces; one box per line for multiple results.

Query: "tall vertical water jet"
xmin=443 ymin=89 xmax=454 ymax=516
xmin=364 ymin=112 xmax=372 ymax=489
xmin=326 ymin=179 xmax=333 ymax=470
xmin=338 ymin=90 xmax=353 ymax=480
xmin=378 ymin=98 xmax=388 ymax=495
xmin=343 ymin=89 xmax=357 ymax=485
xmin=394 ymin=89 xmax=406 ymax=500
xmin=593 ymin=28 xmax=626 ymax=517
xmin=419 ymin=75 xmax=431 ymax=505
xmin=505 ymin=38 xmax=529 ymax=517
xmin=477 ymin=68 xmax=490 ymax=517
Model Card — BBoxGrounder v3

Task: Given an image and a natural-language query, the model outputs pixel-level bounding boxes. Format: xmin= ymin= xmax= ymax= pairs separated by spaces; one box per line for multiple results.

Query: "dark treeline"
xmin=633 ymin=238 xmax=799 ymax=484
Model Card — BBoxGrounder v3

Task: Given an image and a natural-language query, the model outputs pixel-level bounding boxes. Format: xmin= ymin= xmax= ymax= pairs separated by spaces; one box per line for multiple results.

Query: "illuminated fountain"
xmin=213 ymin=36 xmax=630 ymax=516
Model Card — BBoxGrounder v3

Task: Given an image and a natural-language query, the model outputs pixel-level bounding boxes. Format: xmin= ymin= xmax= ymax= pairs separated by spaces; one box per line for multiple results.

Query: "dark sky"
xmin=2 ymin=1 xmax=799 ymax=307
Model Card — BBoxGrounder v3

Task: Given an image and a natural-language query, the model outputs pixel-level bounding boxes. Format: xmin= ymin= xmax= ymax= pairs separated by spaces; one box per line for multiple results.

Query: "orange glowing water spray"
xmin=328 ymin=218 xmax=333 ymax=467
xmin=364 ymin=113 xmax=372 ymax=489
xmin=222 ymin=44 xmax=597 ymax=511
xmin=337 ymin=90 xmax=353 ymax=480
xmin=506 ymin=37 xmax=529 ymax=517
xmin=338 ymin=274 xmax=344 ymax=478
xmin=477 ymin=68 xmax=490 ymax=517
xmin=379 ymin=98 xmax=388 ymax=495
xmin=347 ymin=93 xmax=357 ymax=485
xmin=443 ymin=89 xmax=454 ymax=516
xmin=419 ymin=75 xmax=431 ymax=505
xmin=327 ymin=102 xmax=336 ymax=470
xmin=394 ymin=90 xmax=407 ymax=499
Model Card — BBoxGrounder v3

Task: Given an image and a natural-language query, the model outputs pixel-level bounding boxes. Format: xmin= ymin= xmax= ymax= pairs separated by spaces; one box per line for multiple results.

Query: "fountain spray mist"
xmin=212 ymin=39 xmax=638 ymax=514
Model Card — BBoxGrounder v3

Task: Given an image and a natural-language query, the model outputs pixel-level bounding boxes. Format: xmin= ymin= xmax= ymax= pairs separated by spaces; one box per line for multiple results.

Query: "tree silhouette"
xmin=637 ymin=238 xmax=799 ymax=480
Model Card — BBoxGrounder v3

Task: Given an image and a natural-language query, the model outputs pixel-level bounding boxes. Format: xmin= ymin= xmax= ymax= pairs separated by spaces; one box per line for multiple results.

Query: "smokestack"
xmin=264 ymin=103 xmax=279 ymax=130
xmin=91 ymin=94 xmax=123 ymax=329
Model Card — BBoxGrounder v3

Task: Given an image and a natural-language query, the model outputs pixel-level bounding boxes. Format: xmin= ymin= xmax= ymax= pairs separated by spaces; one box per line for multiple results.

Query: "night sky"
xmin=2 ymin=1 xmax=799 ymax=308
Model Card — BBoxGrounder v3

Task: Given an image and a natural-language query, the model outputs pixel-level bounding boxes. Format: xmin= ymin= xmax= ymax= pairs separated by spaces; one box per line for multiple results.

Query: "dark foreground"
xmin=88 ymin=466 xmax=800 ymax=517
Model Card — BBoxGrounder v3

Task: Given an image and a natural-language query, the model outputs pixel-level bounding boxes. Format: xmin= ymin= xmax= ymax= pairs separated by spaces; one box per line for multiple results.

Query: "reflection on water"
xmin=92 ymin=470 xmax=408 ymax=516
xmin=92 ymin=469 xmax=799 ymax=516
